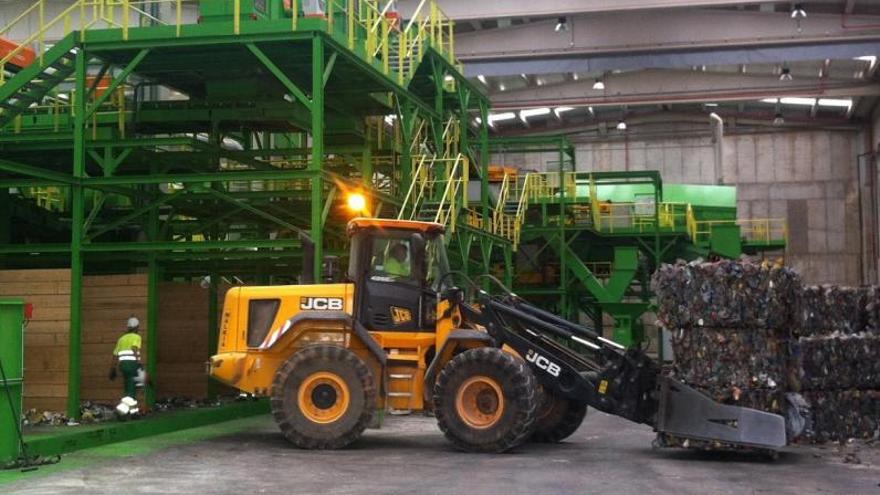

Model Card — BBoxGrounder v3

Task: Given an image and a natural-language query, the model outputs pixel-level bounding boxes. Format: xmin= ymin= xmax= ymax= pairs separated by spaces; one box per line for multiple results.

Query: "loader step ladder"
xmin=386 ymin=352 xmax=420 ymax=415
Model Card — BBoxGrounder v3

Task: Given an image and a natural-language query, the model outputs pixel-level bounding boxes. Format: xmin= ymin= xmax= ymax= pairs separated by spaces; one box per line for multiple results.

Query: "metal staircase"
xmin=0 ymin=34 xmax=77 ymax=130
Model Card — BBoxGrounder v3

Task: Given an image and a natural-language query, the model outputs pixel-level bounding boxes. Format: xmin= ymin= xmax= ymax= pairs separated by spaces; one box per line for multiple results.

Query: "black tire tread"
xmin=270 ymin=344 xmax=376 ymax=450
xmin=531 ymin=394 xmax=588 ymax=443
xmin=434 ymin=347 xmax=538 ymax=453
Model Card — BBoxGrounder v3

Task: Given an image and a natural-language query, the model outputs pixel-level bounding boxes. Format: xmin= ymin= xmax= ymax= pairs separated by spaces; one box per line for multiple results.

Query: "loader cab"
xmin=347 ymin=219 xmax=449 ymax=332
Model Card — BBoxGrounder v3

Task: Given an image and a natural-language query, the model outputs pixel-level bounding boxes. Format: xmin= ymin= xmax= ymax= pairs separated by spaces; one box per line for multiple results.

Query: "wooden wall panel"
xmin=0 ymin=269 xmax=70 ymax=412
xmin=2 ymin=269 xmax=229 ymax=411
xmin=80 ymin=274 xmax=148 ymax=404
xmin=156 ymin=282 xmax=210 ymax=399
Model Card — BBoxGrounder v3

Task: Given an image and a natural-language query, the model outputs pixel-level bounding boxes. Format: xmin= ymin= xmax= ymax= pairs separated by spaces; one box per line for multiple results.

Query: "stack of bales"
xmin=795 ymin=285 xmax=880 ymax=442
xmin=653 ymin=259 xmax=802 ymax=416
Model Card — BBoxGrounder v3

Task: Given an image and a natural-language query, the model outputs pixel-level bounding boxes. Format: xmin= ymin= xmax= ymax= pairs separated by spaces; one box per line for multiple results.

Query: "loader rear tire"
xmin=271 ymin=345 xmax=376 ymax=450
xmin=434 ymin=347 xmax=538 ymax=453
xmin=531 ymin=392 xmax=587 ymax=443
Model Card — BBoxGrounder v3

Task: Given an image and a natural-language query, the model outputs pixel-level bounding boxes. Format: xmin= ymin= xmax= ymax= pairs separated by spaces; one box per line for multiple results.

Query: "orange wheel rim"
xmin=298 ymin=371 xmax=350 ymax=424
xmin=455 ymin=375 xmax=504 ymax=429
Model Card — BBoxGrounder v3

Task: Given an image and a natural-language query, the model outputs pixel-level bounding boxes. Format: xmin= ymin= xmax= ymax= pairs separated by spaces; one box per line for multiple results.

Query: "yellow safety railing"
xmin=659 ymin=202 xmax=688 ymax=229
xmin=689 ymin=217 xmax=788 ymax=245
xmin=432 ymin=153 xmax=467 ymax=232
xmin=397 ymin=154 xmax=431 ymax=220
xmin=0 ymin=0 xmax=180 ymax=83
xmin=492 ymin=172 xmax=511 ymax=234
xmin=511 ymin=174 xmax=535 ymax=248
xmin=1 ymin=0 xmax=456 ymax=87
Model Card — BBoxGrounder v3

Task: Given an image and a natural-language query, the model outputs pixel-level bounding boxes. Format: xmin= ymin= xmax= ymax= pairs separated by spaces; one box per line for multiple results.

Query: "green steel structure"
xmin=0 ymin=299 xmax=24 ymax=466
xmin=490 ymin=136 xmax=787 ymax=347
xmin=0 ymin=0 xmax=513 ymax=422
xmin=0 ymin=0 xmax=786 ymax=449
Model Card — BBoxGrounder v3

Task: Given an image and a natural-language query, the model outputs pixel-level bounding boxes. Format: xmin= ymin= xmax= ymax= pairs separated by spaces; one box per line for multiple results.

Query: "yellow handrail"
xmin=397 ymin=154 xmax=430 ymax=220
xmin=434 ymin=154 xmax=465 ymax=231
xmin=493 ymin=172 xmax=511 ymax=235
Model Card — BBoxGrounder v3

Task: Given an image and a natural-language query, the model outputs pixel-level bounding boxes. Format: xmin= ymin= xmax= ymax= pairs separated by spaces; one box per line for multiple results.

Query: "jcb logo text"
xmin=526 ymin=349 xmax=562 ymax=377
xmin=300 ymin=297 xmax=344 ymax=310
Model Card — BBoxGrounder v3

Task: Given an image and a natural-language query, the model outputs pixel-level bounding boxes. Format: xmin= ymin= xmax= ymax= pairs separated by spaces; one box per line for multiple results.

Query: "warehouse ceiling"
xmin=400 ymin=0 xmax=880 ymax=136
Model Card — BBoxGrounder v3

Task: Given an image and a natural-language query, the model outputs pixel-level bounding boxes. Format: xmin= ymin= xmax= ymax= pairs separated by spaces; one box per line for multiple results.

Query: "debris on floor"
xmin=23 ymin=409 xmax=69 ymax=427
xmin=21 ymin=395 xmax=241 ymax=429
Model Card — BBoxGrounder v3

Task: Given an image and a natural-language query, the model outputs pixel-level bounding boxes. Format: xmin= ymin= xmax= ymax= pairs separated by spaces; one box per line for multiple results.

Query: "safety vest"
xmin=114 ymin=333 xmax=141 ymax=361
xmin=117 ymin=350 xmax=137 ymax=362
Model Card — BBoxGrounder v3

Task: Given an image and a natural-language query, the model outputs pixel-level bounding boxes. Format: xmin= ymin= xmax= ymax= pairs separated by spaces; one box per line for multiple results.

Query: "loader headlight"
xmin=347 ymin=192 xmax=367 ymax=213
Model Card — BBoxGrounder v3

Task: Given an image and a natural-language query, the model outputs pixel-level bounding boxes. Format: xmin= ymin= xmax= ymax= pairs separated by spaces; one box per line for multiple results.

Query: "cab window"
xmin=369 ymin=238 xmax=414 ymax=282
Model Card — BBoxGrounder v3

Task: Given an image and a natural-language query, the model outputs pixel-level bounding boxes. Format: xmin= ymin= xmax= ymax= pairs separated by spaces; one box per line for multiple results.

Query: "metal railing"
xmin=1 ymin=0 xmax=457 ymax=87
xmin=688 ymin=214 xmax=788 ymax=246
xmin=433 ymin=153 xmax=466 ymax=231
xmin=492 ymin=172 xmax=511 ymax=236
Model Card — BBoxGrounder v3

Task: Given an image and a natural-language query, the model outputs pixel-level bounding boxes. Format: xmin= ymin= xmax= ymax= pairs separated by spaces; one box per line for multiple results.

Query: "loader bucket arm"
xmin=457 ymin=290 xmax=788 ymax=451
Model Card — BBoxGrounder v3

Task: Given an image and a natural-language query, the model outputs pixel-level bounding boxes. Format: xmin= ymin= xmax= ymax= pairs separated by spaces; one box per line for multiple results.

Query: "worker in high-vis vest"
xmin=385 ymin=242 xmax=411 ymax=278
xmin=109 ymin=316 xmax=143 ymax=417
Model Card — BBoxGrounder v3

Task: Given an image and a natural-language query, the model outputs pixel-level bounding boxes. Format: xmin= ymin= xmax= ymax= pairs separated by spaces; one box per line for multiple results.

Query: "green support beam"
xmin=67 ymin=47 xmax=87 ymax=419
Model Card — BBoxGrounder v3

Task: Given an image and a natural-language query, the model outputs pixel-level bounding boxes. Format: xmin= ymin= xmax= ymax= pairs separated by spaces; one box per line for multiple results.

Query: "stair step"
xmin=389 ymin=373 xmax=413 ymax=379
xmin=387 ymin=392 xmax=412 ymax=397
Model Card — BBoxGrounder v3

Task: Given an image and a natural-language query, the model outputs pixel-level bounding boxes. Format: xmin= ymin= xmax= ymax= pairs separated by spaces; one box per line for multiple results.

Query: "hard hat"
xmin=127 ymin=316 xmax=140 ymax=330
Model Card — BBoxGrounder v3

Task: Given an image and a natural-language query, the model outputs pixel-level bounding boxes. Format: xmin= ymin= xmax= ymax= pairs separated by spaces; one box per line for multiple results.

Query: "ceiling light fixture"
xmin=477 ymin=74 xmax=487 ymax=85
xmin=779 ymin=66 xmax=793 ymax=81
xmin=488 ymin=112 xmax=516 ymax=125
xmin=593 ymin=78 xmax=605 ymax=90
xmin=553 ymin=106 xmax=575 ymax=118
xmin=555 ymin=16 xmax=568 ymax=32
xmin=520 ymin=107 xmax=551 ymax=119
xmin=773 ymin=112 xmax=785 ymax=126
xmin=791 ymin=3 xmax=806 ymax=19
xmin=616 ymin=120 xmax=627 ymax=131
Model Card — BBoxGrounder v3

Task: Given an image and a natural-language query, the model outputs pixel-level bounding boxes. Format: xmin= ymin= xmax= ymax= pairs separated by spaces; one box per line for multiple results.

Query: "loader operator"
xmin=385 ymin=242 xmax=411 ymax=278
xmin=109 ymin=316 xmax=143 ymax=417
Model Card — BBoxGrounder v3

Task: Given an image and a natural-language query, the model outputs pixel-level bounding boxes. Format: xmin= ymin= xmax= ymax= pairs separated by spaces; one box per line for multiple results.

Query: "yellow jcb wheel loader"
xmin=209 ymin=218 xmax=787 ymax=453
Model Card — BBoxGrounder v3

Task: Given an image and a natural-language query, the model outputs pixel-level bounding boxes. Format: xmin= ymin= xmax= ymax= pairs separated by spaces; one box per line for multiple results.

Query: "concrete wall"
xmin=494 ymin=128 xmax=868 ymax=285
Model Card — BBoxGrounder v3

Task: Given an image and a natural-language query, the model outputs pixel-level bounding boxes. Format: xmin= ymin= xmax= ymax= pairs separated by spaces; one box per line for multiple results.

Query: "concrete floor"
xmin=3 ymin=411 xmax=878 ymax=495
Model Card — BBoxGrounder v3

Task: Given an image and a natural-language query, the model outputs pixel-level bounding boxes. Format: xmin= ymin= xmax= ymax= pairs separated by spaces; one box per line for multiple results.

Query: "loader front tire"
xmin=271 ymin=345 xmax=376 ymax=449
xmin=531 ymin=392 xmax=587 ymax=443
xmin=434 ymin=347 xmax=538 ymax=453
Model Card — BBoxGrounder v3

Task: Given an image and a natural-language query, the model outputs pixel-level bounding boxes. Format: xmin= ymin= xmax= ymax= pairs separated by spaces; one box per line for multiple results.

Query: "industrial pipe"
xmin=709 ymin=112 xmax=723 ymax=184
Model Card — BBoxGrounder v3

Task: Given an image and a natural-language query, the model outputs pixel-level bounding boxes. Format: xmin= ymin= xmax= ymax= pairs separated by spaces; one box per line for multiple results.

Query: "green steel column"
xmin=310 ymin=35 xmax=325 ymax=276
xmin=399 ymin=103 xmax=415 ymax=197
xmin=479 ymin=101 xmax=489 ymax=224
xmin=0 ymin=188 xmax=9 ymax=245
xmin=0 ymin=299 xmax=23 ymax=464
xmin=558 ymin=146 xmax=568 ymax=319
xmin=67 ymin=47 xmax=87 ymax=419
xmin=503 ymin=245 xmax=513 ymax=288
xmin=145 ymin=178 xmax=159 ymax=408
xmin=458 ymin=92 xmax=471 ymax=215
xmin=207 ymin=270 xmax=219 ymax=399
xmin=362 ymin=120 xmax=373 ymax=189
